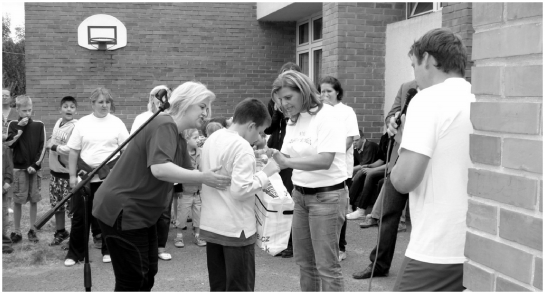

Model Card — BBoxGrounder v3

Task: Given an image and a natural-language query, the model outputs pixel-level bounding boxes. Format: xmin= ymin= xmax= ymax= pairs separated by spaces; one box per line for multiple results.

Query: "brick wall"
xmin=25 ymin=2 xmax=295 ymax=170
xmin=465 ymin=3 xmax=543 ymax=291
xmin=441 ymin=2 xmax=474 ymax=82
xmin=322 ymin=2 xmax=405 ymax=141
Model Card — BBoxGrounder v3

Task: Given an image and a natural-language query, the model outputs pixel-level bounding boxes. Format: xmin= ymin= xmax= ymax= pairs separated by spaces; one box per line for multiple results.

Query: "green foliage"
xmin=2 ymin=13 xmax=25 ymax=97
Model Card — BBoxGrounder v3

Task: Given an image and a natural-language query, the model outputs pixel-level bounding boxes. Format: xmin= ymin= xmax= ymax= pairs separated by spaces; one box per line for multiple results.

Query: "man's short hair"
xmin=232 ymin=98 xmax=271 ymax=128
xmin=15 ymin=95 xmax=32 ymax=109
xmin=60 ymin=96 xmax=77 ymax=107
xmin=409 ymin=28 xmax=467 ymax=77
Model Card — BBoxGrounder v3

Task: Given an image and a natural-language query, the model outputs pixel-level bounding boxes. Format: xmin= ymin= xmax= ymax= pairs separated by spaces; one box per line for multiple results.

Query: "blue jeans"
xmin=99 ymin=213 xmax=159 ymax=291
xmin=368 ymin=177 xmax=407 ymax=273
xmin=292 ymin=187 xmax=347 ymax=291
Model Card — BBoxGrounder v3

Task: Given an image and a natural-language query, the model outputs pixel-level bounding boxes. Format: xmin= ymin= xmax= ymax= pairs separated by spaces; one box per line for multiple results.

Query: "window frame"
xmin=407 ymin=2 xmax=443 ymax=19
xmin=296 ymin=12 xmax=323 ymax=85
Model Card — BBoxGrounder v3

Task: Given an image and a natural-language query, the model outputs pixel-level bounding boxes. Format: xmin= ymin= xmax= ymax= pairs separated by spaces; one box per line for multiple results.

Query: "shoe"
xmin=352 ymin=265 xmax=388 ymax=280
xmin=158 ymin=252 xmax=172 ymax=261
xmin=61 ymin=244 xmax=69 ymax=251
xmin=359 ymin=215 xmax=379 ymax=228
xmin=27 ymin=230 xmax=39 ymax=243
xmin=3 ymin=234 xmax=12 ymax=245
xmin=174 ymin=233 xmax=184 ymax=248
xmin=187 ymin=216 xmax=192 ymax=223
xmin=398 ymin=222 xmax=407 ymax=232
xmin=10 ymin=232 xmax=22 ymax=244
xmin=64 ymin=259 xmax=77 ymax=267
xmin=281 ymin=246 xmax=293 ymax=258
xmin=102 ymin=254 xmax=111 ymax=263
xmin=194 ymin=235 xmax=206 ymax=247
xmin=49 ymin=230 xmax=70 ymax=246
xmin=346 ymin=208 xmax=366 ymax=220
xmin=339 ymin=251 xmax=347 ymax=262
xmin=93 ymin=234 xmax=102 ymax=249
xmin=8 ymin=208 xmax=13 ymax=214
xmin=2 ymin=244 xmax=13 ymax=254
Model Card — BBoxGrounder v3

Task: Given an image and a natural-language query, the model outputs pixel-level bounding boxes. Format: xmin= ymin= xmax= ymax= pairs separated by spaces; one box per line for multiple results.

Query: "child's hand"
xmin=3 ymin=182 xmax=10 ymax=193
xmin=46 ymin=139 xmax=53 ymax=150
xmin=27 ymin=166 xmax=36 ymax=174
xmin=261 ymin=159 xmax=280 ymax=177
xmin=18 ymin=117 xmax=29 ymax=126
xmin=69 ymin=175 xmax=77 ymax=188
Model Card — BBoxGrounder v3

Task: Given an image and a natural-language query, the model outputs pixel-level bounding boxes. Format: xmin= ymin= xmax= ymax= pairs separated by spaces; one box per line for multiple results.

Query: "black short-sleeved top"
xmin=92 ymin=115 xmax=192 ymax=230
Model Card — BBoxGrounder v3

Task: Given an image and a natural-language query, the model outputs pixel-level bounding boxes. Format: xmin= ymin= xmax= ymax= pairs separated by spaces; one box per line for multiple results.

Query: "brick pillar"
xmin=441 ymin=2 xmax=474 ymax=82
xmin=322 ymin=2 xmax=405 ymax=141
xmin=465 ymin=3 xmax=543 ymax=292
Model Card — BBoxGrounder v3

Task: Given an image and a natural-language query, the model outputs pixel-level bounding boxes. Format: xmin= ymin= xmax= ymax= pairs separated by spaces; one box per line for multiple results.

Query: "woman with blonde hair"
xmin=92 ymin=81 xmax=231 ymax=291
xmin=270 ymin=71 xmax=348 ymax=291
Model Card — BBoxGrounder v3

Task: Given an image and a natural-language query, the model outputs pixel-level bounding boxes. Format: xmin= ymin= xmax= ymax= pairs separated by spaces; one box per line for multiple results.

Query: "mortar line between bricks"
xmin=472 ymin=55 xmax=543 ymax=67
xmin=472 ymin=129 xmax=544 ymax=141
xmin=471 ymin=162 xmax=543 ymax=180
xmin=472 ymin=96 xmax=543 ymax=103
xmin=468 ymin=196 xmax=543 ymax=218
xmin=473 ymin=17 xmax=543 ymax=33
xmin=496 ymin=270 xmax=538 ymax=291
xmin=467 ymin=227 xmax=544 ymax=257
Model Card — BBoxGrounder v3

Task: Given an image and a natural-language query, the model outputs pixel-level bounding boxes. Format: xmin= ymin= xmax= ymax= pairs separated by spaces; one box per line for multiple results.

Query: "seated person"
xmin=352 ymin=130 xmax=380 ymax=175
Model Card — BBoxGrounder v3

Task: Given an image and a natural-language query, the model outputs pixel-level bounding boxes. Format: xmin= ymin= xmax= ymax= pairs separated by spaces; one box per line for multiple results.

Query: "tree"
xmin=2 ymin=13 xmax=25 ymax=98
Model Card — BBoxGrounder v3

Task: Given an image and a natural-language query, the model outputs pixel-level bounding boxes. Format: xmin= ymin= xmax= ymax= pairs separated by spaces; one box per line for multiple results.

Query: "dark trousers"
xmin=393 ymin=257 xmax=464 ymax=291
xmin=66 ymin=182 xmax=108 ymax=261
xmin=355 ymin=168 xmax=385 ymax=209
xmin=280 ymin=168 xmax=294 ymax=250
xmin=156 ymin=191 xmax=173 ymax=248
xmin=99 ymin=213 xmax=159 ymax=291
xmin=206 ymin=241 xmax=255 ymax=291
xmin=368 ymin=177 xmax=407 ymax=273
xmin=339 ymin=178 xmax=352 ymax=252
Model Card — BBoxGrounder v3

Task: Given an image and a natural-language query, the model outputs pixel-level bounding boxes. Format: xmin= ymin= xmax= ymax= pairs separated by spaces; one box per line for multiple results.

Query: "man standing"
xmin=390 ymin=28 xmax=474 ymax=291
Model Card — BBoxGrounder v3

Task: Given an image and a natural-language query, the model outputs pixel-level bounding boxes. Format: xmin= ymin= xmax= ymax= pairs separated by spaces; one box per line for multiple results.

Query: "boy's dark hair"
xmin=408 ymin=28 xmax=467 ymax=77
xmin=317 ymin=76 xmax=344 ymax=101
xmin=278 ymin=62 xmax=302 ymax=74
xmin=60 ymin=96 xmax=77 ymax=107
xmin=232 ymin=98 xmax=271 ymax=128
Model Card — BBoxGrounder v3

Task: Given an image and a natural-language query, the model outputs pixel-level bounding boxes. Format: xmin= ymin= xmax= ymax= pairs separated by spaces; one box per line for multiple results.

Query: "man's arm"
xmin=390 ymin=148 xmax=429 ymax=194
xmin=385 ymin=84 xmax=404 ymax=125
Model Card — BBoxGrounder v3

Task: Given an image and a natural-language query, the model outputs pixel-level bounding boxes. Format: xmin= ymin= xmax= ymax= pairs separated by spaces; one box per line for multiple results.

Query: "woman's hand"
xmin=69 ymin=175 xmax=77 ymax=188
xmin=202 ymin=166 xmax=231 ymax=190
xmin=272 ymin=150 xmax=290 ymax=170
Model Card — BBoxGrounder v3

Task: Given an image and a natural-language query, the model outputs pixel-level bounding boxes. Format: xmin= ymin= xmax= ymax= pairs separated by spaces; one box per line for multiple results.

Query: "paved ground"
xmin=2 ymin=217 xmax=410 ymax=292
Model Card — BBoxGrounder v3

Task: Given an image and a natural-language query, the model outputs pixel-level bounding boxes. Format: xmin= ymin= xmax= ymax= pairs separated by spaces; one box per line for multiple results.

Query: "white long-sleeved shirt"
xmin=199 ymin=128 xmax=269 ymax=238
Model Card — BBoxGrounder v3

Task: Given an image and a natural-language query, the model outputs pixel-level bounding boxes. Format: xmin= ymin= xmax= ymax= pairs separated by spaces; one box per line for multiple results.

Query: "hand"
xmin=261 ymin=159 xmax=280 ymax=177
xmin=352 ymin=165 xmax=362 ymax=175
xmin=394 ymin=114 xmax=406 ymax=145
xmin=18 ymin=117 xmax=29 ymax=126
xmin=386 ymin=112 xmax=400 ymax=138
xmin=27 ymin=166 xmax=36 ymax=174
xmin=46 ymin=139 xmax=53 ymax=150
xmin=202 ymin=166 xmax=231 ymax=190
xmin=3 ymin=182 xmax=10 ymax=193
xmin=69 ymin=175 xmax=77 ymax=188
xmin=5 ymin=130 xmax=22 ymax=146
xmin=272 ymin=151 xmax=290 ymax=170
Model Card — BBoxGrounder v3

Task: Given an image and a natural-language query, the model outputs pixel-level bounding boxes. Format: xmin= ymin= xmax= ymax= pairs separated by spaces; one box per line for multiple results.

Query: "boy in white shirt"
xmin=200 ymin=98 xmax=280 ymax=291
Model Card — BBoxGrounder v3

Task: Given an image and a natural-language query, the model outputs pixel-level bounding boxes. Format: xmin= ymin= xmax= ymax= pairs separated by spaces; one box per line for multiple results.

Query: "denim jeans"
xmin=368 ymin=177 xmax=407 ymax=273
xmin=354 ymin=168 xmax=384 ymax=209
xmin=206 ymin=241 xmax=255 ymax=291
xmin=99 ymin=213 xmax=159 ymax=291
xmin=292 ymin=187 xmax=347 ymax=291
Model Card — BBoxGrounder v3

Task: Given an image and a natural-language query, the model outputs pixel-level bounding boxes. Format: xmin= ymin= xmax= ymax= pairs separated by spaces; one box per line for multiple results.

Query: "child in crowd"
xmin=200 ymin=98 xmax=280 ymax=291
xmin=3 ymin=124 xmax=14 ymax=253
xmin=46 ymin=96 xmax=78 ymax=246
xmin=173 ymin=128 xmax=205 ymax=248
xmin=6 ymin=95 xmax=46 ymax=243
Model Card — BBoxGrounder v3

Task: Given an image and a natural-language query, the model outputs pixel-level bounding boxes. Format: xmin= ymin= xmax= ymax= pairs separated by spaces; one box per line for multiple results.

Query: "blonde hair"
xmin=167 ymin=81 xmax=215 ymax=120
xmin=89 ymin=87 xmax=116 ymax=112
xmin=183 ymin=128 xmax=199 ymax=140
xmin=148 ymin=85 xmax=171 ymax=113
xmin=205 ymin=122 xmax=223 ymax=137
xmin=271 ymin=70 xmax=322 ymax=124
xmin=15 ymin=95 xmax=32 ymax=109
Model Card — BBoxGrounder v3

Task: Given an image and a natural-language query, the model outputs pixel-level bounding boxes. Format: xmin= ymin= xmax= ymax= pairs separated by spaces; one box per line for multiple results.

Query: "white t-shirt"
xmin=400 ymin=78 xmax=475 ymax=264
xmin=67 ymin=113 xmax=130 ymax=182
xmin=281 ymin=104 xmax=347 ymax=188
xmin=130 ymin=111 xmax=153 ymax=134
xmin=334 ymin=102 xmax=360 ymax=178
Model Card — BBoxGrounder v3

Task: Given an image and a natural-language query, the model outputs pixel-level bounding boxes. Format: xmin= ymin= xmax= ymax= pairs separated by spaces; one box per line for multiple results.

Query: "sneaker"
xmin=27 ymin=230 xmax=39 ymax=243
xmin=49 ymin=230 xmax=70 ymax=246
xmin=7 ymin=208 xmax=13 ymax=214
xmin=64 ymin=258 xmax=77 ymax=267
xmin=398 ymin=222 xmax=407 ymax=232
xmin=93 ymin=234 xmax=102 ymax=249
xmin=174 ymin=233 xmax=184 ymax=248
xmin=3 ymin=234 xmax=12 ymax=245
xmin=158 ymin=251 xmax=172 ymax=261
xmin=3 ymin=244 xmax=13 ymax=254
xmin=10 ymin=232 xmax=22 ymax=244
xmin=359 ymin=215 xmax=379 ymax=228
xmin=346 ymin=208 xmax=366 ymax=220
xmin=339 ymin=251 xmax=347 ymax=262
xmin=194 ymin=235 xmax=206 ymax=247
xmin=102 ymin=254 xmax=111 ymax=263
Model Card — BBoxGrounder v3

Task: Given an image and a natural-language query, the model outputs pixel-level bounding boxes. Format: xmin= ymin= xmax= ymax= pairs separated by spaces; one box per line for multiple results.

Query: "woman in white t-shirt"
xmin=271 ymin=71 xmax=348 ymax=291
xmin=64 ymin=88 xmax=130 ymax=267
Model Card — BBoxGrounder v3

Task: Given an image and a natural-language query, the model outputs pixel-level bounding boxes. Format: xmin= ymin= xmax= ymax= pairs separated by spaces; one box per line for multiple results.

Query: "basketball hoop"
xmin=89 ymin=37 xmax=117 ymax=51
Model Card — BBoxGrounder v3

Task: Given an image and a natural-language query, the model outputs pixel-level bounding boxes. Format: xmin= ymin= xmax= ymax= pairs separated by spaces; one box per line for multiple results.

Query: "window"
xmin=407 ymin=2 xmax=442 ymax=18
xmin=296 ymin=13 xmax=323 ymax=85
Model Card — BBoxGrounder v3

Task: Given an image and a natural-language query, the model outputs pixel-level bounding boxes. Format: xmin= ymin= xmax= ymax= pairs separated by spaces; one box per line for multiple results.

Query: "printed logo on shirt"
xmin=52 ymin=128 xmax=70 ymax=145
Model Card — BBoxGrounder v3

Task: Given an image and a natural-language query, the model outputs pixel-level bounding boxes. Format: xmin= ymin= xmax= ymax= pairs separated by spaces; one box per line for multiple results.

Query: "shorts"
xmin=49 ymin=174 xmax=71 ymax=212
xmin=12 ymin=169 xmax=42 ymax=205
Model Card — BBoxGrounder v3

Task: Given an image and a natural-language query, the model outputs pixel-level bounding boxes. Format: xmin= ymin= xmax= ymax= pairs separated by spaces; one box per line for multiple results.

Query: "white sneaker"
xmin=339 ymin=251 xmax=347 ymax=262
xmin=8 ymin=208 xmax=13 ymax=214
xmin=64 ymin=259 xmax=76 ymax=267
xmin=346 ymin=208 xmax=366 ymax=220
xmin=102 ymin=254 xmax=111 ymax=263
